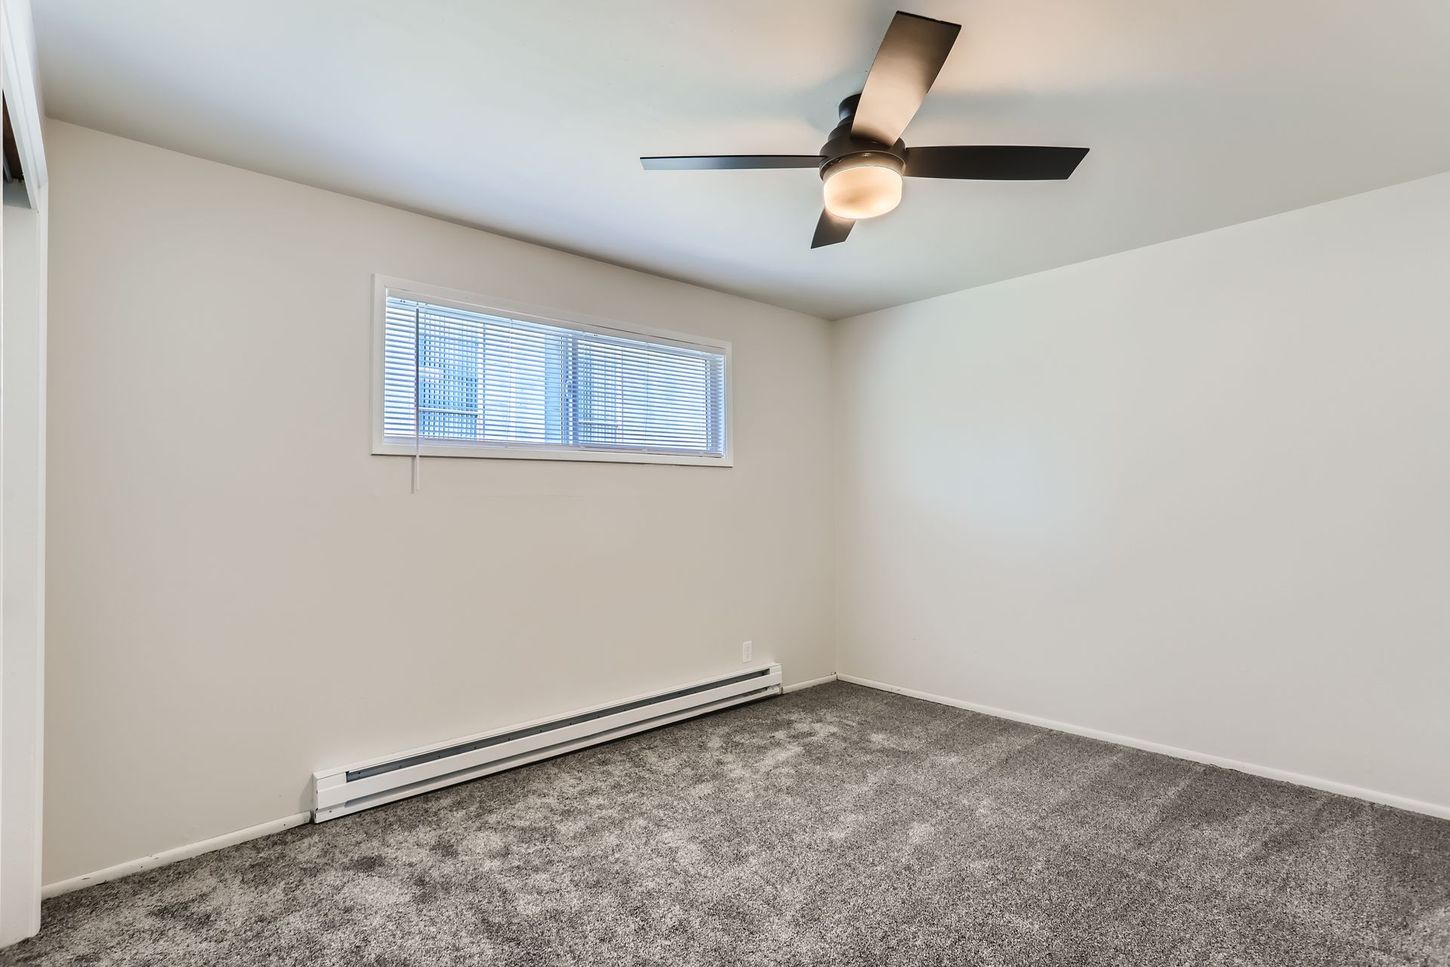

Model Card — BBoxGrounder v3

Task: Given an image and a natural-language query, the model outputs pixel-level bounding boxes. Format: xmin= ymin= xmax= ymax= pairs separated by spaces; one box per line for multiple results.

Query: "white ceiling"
xmin=33 ymin=0 xmax=1450 ymax=319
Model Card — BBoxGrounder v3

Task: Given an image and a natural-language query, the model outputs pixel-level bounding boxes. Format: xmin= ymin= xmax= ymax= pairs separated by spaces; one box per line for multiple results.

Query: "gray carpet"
xmin=8 ymin=682 xmax=1449 ymax=966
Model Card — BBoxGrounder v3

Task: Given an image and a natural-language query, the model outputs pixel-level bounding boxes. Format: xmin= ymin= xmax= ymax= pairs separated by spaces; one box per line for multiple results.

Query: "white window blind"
xmin=379 ymin=291 xmax=728 ymax=461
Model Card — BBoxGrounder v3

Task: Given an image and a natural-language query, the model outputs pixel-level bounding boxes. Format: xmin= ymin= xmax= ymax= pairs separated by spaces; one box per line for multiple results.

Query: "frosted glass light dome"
xmin=823 ymin=160 xmax=903 ymax=220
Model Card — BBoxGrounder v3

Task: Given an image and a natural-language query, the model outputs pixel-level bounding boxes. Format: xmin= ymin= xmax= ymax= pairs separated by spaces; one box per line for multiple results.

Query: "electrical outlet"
xmin=741 ymin=640 xmax=753 ymax=663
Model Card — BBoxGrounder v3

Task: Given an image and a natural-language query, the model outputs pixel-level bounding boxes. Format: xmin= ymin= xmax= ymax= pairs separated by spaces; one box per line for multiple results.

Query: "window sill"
xmin=373 ymin=440 xmax=734 ymax=468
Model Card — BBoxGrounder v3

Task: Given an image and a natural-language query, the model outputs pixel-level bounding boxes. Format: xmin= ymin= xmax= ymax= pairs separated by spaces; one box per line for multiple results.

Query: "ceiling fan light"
xmin=822 ymin=157 xmax=904 ymax=220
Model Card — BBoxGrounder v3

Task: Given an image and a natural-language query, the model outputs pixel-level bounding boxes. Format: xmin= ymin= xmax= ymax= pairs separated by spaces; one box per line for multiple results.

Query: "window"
xmin=373 ymin=280 xmax=731 ymax=465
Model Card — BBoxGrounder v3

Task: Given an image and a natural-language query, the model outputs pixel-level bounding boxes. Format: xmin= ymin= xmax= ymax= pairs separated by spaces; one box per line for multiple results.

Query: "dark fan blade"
xmin=811 ymin=209 xmax=854 ymax=248
xmin=905 ymin=145 xmax=1089 ymax=180
xmin=641 ymin=155 xmax=821 ymax=170
xmin=851 ymin=12 xmax=961 ymax=146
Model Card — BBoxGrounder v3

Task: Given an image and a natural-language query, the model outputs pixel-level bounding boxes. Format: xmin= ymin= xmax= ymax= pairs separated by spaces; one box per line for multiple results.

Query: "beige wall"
xmin=833 ymin=171 xmax=1450 ymax=814
xmin=43 ymin=122 xmax=835 ymax=883
xmin=44 ymin=117 xmax=1450 ymax=887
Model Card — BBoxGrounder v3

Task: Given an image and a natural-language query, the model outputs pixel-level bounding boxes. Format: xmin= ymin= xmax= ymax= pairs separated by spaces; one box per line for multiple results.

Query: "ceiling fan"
xmin=641 ymin=11 xmax=1089 ymax=248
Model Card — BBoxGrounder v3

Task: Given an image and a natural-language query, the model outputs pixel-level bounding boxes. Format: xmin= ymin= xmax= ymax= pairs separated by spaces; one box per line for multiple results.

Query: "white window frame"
xmin=371 ymin=276 xmax=734 ymax=467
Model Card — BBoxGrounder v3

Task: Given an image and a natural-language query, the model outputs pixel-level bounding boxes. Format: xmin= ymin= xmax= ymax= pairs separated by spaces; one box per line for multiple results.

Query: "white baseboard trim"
xmin=41 ymin=812 xmax=311 ymax=899
xmin=51 ymin=669 xmax=1436 ymax=899
xmin=783 ymin=673 xmax=837 ymax=693
xmin=837 ymin=673 xmax=1450 ymax=822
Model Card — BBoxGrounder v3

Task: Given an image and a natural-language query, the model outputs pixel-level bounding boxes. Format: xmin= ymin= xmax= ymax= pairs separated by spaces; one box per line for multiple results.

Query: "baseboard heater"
xmin=312 ymin=663 xmax=783 ymax=822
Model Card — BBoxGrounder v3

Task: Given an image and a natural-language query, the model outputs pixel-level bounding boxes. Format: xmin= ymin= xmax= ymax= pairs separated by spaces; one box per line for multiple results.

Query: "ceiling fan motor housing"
xmin=819 ymin=93 xmax=906 ymax=182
